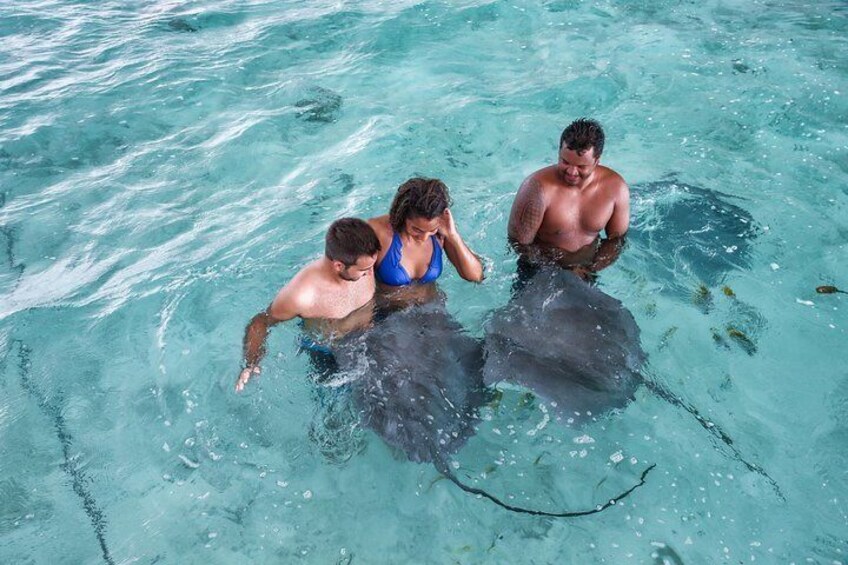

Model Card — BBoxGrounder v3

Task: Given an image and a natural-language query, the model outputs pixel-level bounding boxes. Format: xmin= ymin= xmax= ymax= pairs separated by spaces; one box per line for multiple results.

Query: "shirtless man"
xmin=235 ymin=218 xmax=381 ymax=392
xmin=508 ymin=118 xmax=630 ymax=279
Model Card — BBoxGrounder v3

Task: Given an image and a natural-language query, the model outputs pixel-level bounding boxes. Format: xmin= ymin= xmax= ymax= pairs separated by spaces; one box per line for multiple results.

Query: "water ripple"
xmin=1 ymin=0 xmax=847 ymax=561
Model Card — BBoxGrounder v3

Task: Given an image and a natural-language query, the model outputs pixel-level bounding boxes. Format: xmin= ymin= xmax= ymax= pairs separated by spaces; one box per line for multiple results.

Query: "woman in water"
xmin=368 ymin=178 xmax=483 ymax=301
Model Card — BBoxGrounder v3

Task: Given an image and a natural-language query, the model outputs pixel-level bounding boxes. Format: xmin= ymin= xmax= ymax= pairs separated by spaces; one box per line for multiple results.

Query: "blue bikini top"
xmin=376 ymin=232 xmax=443 ymax=286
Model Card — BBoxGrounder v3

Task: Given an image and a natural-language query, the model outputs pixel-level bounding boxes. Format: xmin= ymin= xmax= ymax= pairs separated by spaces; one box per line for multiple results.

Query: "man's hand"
xmin=570 ymin=265 xmax=595 ymax=282
xmin=235 ymin=365 xmax=260 ymax=392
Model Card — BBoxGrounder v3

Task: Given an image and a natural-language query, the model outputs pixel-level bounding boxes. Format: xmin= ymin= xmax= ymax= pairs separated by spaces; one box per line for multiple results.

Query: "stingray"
xmin=628 ymin=180 xmax=759 ymax=291
xmin=333 ymin=301 xmax=654 ymax=517
xmin=484 ymin=266 xmax=782 ymax=497
xmin=486 ymin=268 xmax=644 ymax=422
xmin=294 ymin=86 xmax=343 ymax=123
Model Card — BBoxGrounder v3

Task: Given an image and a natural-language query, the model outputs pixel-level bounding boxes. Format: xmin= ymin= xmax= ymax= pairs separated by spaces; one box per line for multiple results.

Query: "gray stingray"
xmin=166 ymin=18 xmax=199 ymax=32
xmin=628 ymin=180 xmax=759 ymax=291
xmin=484 ymin=266 xmax=782 ymax=497
xmin=333 ymin=301 xmax=654 ymax=517
xmin=485 ymin=268 xmax=644 ymax=423
xmin=628 ymin=180 xmax=766 ymax=353
xmin=336 ymin=302 xmax=485 ymax=463
xmin=294 ymin=86 xmax=343 ymax=123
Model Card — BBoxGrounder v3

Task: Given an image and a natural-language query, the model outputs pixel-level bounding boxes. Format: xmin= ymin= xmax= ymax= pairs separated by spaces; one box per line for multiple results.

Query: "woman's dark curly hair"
xmin=389 ymin=177 xmax=452 ymax=233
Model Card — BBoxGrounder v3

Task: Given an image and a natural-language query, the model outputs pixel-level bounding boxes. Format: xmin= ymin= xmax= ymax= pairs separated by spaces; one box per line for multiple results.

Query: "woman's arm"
xmin=440 ymin=209 xmax=484 ymax=282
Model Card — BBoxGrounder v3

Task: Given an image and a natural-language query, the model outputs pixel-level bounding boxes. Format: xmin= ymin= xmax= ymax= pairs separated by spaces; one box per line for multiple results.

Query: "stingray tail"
xmin=432 ymin=453 xmax=656 ymax=518
xmin=643 ymin=377 xmax=784 ymax=501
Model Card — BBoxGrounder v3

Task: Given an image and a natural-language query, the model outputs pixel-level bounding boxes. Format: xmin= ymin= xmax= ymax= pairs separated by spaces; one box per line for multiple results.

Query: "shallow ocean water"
xmin=1 ymin=0 xmax=847 ymax=563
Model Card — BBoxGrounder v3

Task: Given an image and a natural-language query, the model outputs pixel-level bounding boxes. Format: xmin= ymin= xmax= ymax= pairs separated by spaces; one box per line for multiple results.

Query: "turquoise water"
xmin=1 ymin=0 xmax=847 ymax=562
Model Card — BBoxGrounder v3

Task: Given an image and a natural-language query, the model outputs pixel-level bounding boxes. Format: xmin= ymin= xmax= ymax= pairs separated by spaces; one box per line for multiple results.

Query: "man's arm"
xmin=605 ymin=181 xmax=630 ymax=238
xmin=582 ymin=235 xmax=626 ymax=274
xmin=508 ymin=176 xmax=567 ymax=263
xmin=508 ymin=175 xmax=546 ymax=245
xmin=235 ymin=286 xmax=302 ymax=392
xmin=582 ymin=182 xmax=631 ymax=274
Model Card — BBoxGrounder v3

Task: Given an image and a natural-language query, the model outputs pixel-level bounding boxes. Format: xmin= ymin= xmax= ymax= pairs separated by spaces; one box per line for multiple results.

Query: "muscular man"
xmin=508 ymin=118 xmax=630 ymax=278
xmin=235 ymin=218 xmax=381 ymax=392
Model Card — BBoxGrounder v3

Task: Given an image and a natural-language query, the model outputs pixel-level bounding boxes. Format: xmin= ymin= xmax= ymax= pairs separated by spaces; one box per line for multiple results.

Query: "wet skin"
xmin=368 ymin=209 xmax=484 ymax=292
xmin=236 ymin=254 xmax=378 ymax=392
xmin=508 ymin=145 xmax=630 ymax=275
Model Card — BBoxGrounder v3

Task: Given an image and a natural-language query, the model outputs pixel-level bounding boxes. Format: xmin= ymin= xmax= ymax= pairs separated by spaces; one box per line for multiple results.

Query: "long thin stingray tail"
xmin=642 ymin=377 xmax=784 ymax=501
xmin=432 ymin=452 xmax=656 ymax=518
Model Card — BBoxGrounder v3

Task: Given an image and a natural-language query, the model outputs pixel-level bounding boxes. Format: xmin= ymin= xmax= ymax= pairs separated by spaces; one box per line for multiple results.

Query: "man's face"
xmin=337 ymin=253 xmax=378 ymax=281
xmin=404 ymin=216 xmax=441 ymax=243
xmin=558 ymin=145 xmax=599 ymax=187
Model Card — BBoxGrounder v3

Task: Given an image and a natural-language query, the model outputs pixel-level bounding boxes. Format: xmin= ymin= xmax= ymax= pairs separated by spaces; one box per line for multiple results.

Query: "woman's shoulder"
xmin=367 ymin=215 xmax=394 ymax=258
xmin=367 ymin=215 xmax=393 ymax=236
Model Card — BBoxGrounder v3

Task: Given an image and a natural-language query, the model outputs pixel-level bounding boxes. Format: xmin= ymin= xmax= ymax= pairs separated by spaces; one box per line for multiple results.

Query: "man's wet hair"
xmin=389 ymin=177 xmax=452 ymax=232
xmin=560 ymin=118 xmax=605 ymax=158
xmin=325 ymin=218 xmax=381 ymax=266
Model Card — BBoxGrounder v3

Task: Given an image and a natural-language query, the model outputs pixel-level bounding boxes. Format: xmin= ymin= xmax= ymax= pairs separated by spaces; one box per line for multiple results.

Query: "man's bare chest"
xmin=542 ymin=190 xmax=613 ymax=234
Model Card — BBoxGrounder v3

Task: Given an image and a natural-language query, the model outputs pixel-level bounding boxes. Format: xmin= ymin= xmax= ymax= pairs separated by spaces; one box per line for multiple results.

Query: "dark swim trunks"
xmin=297 ymin=334 xmax=338 ymax=381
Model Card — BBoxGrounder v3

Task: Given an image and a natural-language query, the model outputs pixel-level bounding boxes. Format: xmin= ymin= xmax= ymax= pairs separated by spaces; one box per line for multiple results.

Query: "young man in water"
xmin=235 ymin=217 xmax=381 ymax=392
xmin=508 ymin=118 xmax=630 ymax=279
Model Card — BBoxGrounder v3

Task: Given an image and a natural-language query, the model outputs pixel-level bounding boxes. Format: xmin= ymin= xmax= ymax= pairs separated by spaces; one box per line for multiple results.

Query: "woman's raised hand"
xmin=439 ymin=208 xmax=458 ymax=240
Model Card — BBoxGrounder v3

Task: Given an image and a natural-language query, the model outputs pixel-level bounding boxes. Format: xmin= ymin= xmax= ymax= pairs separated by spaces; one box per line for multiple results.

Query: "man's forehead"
xmin=560 ymin=145 xmax=597 ymax=161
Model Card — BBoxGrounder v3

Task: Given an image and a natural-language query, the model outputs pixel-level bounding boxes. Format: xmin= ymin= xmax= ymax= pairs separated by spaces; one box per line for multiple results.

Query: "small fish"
xmin=643 ymin=302 xmax=657 ymax=318
xmin=817 ymin=285 xmax=847 ymax=295
xmin=711 ymin=327 xmax=730 ymax=350
xmin=727 ymin=327 xmax=757 ymax=356
xmin=658 ymin=326 xmax=678 ymax=350
xmin=732 ymin=59 xmax=751 ymax=74
xmin=517 ymin=392 xmax=536 ymax=408
xmin=694 ymin=284 xmax=711 ymax=301
xmin=693 ymin=284 xmax=713 ymax=313
xmin=722 ymin=286 xmax=735 ymax=297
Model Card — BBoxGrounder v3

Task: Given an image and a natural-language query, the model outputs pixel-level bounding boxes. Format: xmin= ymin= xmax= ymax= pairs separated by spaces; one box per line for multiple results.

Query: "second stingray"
xmin=484 ymin=266 xmax=782 ymax=498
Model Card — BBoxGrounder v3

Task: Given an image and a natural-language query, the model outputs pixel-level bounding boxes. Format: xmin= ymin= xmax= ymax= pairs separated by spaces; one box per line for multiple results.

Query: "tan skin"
xmin=235 ymin=253 xmax=377 ymax=392
xmin=508 ymin=144 xmax=630 ymax=275
xmin=368 ymin=209 xmax=484 ymax=304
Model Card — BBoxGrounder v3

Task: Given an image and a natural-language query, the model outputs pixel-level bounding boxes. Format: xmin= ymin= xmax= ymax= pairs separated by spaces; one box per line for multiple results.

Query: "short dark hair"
xmin=389 ymin=177 xmax=452 ymax=233
xmin=559 ymin=118 xmax=605 ymax=158
xmin=325 ymin=218 xmax=380 ymax=266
